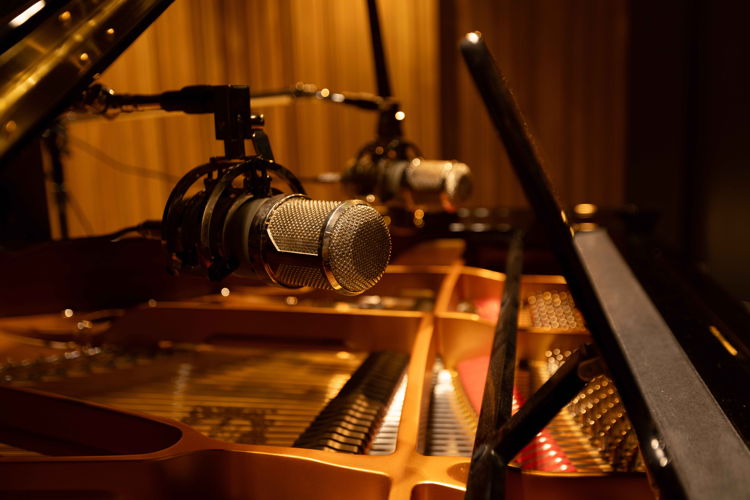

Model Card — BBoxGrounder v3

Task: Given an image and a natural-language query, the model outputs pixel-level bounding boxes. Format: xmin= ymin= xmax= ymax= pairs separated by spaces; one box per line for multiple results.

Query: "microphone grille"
xmin=405 ymin=159 xmax=472 ymax=203
xmin=267 ymin=199 xmax=339 ymax=255
xmin=275 ymin=264 xmax=329 ymax=290
xmin=266 ymin=197 xmax=391 ymax=294
xmin=326 ymin=202 xmax=392 ymax=293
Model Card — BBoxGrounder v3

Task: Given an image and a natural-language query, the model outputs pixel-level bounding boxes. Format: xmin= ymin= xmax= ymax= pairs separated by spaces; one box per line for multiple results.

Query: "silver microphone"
xmin=343 ymin=157 xmax=472 ymax=212
xmin=224 ymin=194 xmax=391 ymax=295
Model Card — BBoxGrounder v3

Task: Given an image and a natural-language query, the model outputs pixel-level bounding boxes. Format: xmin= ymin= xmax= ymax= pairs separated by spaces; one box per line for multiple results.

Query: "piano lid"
xmin=0 ymin=0 xmax=173 ymax=162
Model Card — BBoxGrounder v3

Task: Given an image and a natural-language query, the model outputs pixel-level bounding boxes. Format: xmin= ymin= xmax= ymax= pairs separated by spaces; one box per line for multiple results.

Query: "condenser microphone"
xmin=343 ymin=156 xmax=472 ymax=212
xmin=222 ymin=194 xmax=391 ymax=295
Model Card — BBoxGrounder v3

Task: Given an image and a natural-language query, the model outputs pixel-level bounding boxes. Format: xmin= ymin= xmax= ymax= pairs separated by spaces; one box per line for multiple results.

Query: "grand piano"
xmin=0 ymin=1 xmax=748 ymax=499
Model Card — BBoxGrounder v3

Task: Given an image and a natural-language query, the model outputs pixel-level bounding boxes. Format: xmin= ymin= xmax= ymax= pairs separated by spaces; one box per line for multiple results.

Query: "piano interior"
xmin=0 ymin=241 xmax=653 ymax=499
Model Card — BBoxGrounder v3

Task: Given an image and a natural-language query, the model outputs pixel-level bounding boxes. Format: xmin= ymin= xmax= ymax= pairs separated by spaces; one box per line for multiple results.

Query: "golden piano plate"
xmin=0 ymin=241 xmax=653 ymax=499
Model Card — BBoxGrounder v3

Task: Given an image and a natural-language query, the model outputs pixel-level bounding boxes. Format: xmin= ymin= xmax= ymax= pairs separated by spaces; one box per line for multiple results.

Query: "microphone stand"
xmin=74 ymin=83 xmax=307 ymax=280
xmin=41 ymin=119 xmax=70 ymax=239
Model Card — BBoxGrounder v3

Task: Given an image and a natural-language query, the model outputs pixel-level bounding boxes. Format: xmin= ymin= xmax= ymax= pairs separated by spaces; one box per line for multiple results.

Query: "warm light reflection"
xmin=574 ymin=203 xmax=598 ymax=216
xmin=561 ymin=210 xmax=575 ymax=236
xmin=434 ymin=369 xmax=454 ymax=396
xmin=325 ymin=373 xmax=351 ymax=401
xmin=9 ymin=0 xmax=45 ymax=28
xmin=63 ymin=308 xmax=73 ymax=318
xmin=474 ymin=207 xmax=490 ymax=218
xmin=709 ymin=325 xmax=738 ymax=356
xmin=466 ymin=32 xmax=480 ymax=44
xmin=394 ymin=111 xmax=406 ymax=121
xmin=560 ymin=210 xmax=569 ymax=224
xmin=220 ymin=287 xmax=230 ymax=297
xmin=171 ymin=362 xmax=192 ymax=420
xmin=576 ymin=222 xmax=598 ymax=232
xmin=369 ymin=375 xmax=406 ymax=455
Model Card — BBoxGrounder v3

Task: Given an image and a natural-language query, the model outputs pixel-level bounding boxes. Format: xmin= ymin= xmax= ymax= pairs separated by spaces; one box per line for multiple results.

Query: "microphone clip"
xmin=162 ymin=155 xmax=306 ymax=282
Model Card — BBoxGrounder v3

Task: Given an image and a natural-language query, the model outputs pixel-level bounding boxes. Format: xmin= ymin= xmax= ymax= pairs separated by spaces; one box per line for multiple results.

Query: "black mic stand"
xmin=41 ymin=120 xmax=70 ymax=239
xmin=250 ymin=0 xmax=422 ymax=183
xmin=76 ymin=83 xmax=306 ymax=280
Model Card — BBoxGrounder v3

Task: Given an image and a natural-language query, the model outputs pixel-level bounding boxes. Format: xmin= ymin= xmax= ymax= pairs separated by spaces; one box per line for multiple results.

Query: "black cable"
xmin=94 ymin=220 xmax=162 ymax=241
xmin=65 ymin=192 xmax=95 ymax=236
xmin=67 ymin=136 xmax=181 ymax=182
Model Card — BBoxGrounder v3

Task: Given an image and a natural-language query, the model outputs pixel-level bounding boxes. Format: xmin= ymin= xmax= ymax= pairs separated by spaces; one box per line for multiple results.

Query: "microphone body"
xmin=163 ymin=164 xmax=391 ymax=295
xmin=224 ymin=194 xmax=391 ymax=295
xmin=343 ymin=156 xmax=472 ymax=212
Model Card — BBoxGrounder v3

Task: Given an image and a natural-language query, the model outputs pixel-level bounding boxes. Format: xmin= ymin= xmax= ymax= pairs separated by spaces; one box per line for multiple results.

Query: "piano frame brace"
xmin=574 ymin=230 xmax=750 ymax=499
xmin=460 ymin=31 xmax=750 ymax=499
xmin=466 ymin=341 xmax=601 ymax=500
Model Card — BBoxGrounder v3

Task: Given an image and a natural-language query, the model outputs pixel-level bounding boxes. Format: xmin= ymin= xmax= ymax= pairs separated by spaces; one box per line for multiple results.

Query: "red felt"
xmin=472 ymin=297 xmax=500 ymax=322
xmin=456 ymin=353 xmax=576 ymax=472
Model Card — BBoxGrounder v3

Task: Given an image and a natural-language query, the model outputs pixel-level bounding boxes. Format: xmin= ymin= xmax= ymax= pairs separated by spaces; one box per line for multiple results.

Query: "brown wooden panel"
xmin=442 ymin=0 xmax=628 ymax=209
xmin=59 ymin=0 xmax=625 ymax=237
xmin=61 ymin=0 xmax=439 ymax=237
